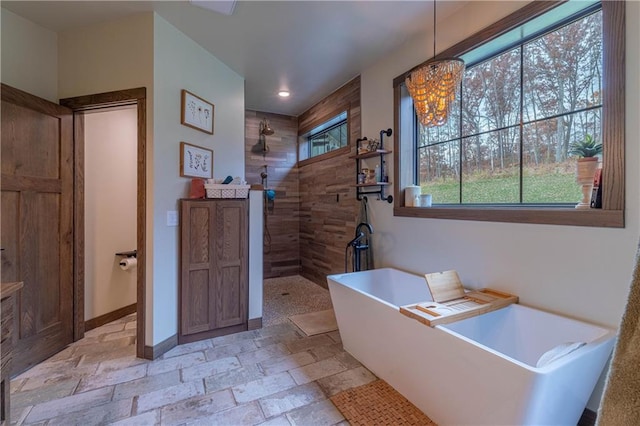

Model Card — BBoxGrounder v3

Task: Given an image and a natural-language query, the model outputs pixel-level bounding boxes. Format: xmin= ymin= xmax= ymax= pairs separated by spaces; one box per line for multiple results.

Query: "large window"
xmin=393 ymin=0 xmax=624 ymax=227
xmin=418 ymin=6 xmax=602 ymax=206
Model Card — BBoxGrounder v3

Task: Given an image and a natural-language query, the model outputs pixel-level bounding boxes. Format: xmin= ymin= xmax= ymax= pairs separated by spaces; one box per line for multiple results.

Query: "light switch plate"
xmin=167 ymin=210 xmax=178 ymax=227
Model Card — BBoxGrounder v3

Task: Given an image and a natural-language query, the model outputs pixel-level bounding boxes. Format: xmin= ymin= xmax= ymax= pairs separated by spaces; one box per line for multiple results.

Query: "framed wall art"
xmin=180 ymin=142 xmax=213 ymax=179
xmin=181 ymin=89 xmax=214 ymax=134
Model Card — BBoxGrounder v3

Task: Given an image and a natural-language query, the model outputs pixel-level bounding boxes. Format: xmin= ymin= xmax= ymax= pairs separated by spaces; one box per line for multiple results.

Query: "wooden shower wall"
xmin=244 ymin=76 xmax=361 ymax=286
xmin=245 ymin=110 xmax=300 ymax=278
xmin=298 ymin=77 xmax=360 ymax=287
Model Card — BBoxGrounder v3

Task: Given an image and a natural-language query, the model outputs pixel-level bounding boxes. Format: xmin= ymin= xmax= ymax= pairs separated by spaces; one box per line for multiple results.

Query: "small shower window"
xmin=299 ymin=111 xmax=348 ymax=161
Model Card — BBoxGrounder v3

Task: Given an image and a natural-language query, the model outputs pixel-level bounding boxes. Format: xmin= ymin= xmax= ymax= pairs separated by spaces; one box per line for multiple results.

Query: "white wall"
xmin=14 ymin=11 xmax=247 ymax=347
xmin=249 ymin=190 xmax=264 ymax=321
xmin=58 ymin=13 xmax=154 ymax=100
xmin=84 ymin=107 xmax=138 ymax=321
xmin=57 ymin=12 xmax=156 ymax=344
xmin=153 ymin=14 xmax=245 ymax=344
xmin=361 ymin=0 xmax=640 ymax=410
xmin=1 ymin=8 xmax=58 ymax=102
xmin=0 ymin=9 xmax=157 ymax=338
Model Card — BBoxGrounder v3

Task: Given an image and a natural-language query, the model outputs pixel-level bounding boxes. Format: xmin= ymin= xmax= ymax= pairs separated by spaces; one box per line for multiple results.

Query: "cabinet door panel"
xmin=180 ymin=201 xmax=216 ymax=337
xmin=184 ymin=270 xmax=213 ymax=335
xmin=189 ymin=206 xmax=211 ymax=263
xmin=217 ymin=266 xmax=243 ymax=327
xmin=215 ymin=202 xmax=247 ymax=328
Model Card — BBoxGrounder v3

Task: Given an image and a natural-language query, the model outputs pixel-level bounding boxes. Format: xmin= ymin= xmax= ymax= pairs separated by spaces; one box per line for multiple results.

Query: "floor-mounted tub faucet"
xmin=345 ymin=222 xmax=374 ymax=272
xmin=356 ymin=222 xmax=373 ymax=236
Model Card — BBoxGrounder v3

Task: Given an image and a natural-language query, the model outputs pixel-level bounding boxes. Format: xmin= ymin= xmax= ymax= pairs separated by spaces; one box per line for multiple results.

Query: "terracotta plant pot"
xmin=576 ymin=157 xmax=598 ymax=184
xmin=575 ymin=157 xmax=599 ymax=209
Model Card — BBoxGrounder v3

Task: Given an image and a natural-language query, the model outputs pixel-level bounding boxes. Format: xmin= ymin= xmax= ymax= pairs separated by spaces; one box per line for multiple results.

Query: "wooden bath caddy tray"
xmin=399 ymin=270 xmax=518 ymax=327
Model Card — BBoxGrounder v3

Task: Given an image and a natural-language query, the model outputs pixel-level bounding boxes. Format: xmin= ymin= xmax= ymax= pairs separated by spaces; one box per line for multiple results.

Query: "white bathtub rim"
xmin=327 ymin=268 xmax=432 ymax=310
xmin=436 ymin=323 xmax=616 ymax=372
xmin=329 ymin=268 xmax=617 ymax=333
xmin=327 ymin=273 xmax=400 ymax=311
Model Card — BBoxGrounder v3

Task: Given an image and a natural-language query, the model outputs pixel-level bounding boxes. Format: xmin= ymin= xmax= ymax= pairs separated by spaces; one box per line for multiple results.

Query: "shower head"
xmin=260 ymin=172 xmax=268 ymax=179
xmin=260 ymin=118 xmax=275 ymax=136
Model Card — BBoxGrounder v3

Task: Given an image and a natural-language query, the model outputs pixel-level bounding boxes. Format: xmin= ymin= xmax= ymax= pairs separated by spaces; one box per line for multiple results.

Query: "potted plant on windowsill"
xmin=569 ymin=134 xmax=602 ymax=209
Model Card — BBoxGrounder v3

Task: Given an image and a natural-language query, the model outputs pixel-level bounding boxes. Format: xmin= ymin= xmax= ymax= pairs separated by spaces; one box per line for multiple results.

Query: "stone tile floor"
xmin=10 ymin=313 xmax=377 ymax=425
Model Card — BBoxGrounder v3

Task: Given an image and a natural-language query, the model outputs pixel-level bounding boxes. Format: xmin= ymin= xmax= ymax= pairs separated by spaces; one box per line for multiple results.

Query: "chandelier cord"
xmin=433 ymin=0 xmax=436 ymax=59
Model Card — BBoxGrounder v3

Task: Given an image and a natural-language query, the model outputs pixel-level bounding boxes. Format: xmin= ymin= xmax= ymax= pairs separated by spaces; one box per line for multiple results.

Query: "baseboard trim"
xmin=144 ymin=334 xmax=178 ymax=360
xmin=578 ymin=408 xmax=597 ymax=426
xmin=85 ymin=303 xmax=136 ymax=332
xmin=178 ymin=323 xmax=247 ymax=345
xmin=248 ymin=318 xmax=262 ymax=330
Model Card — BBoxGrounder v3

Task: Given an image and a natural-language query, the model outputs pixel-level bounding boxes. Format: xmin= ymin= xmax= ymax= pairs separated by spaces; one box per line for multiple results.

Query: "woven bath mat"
xmin=330 ymin=379 xmax=436 ymax=426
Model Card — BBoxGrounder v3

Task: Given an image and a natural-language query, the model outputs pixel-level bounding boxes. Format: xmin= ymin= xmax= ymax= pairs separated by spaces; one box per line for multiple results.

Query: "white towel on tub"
xmin=536 ymin=342 xmax=586 ymax=368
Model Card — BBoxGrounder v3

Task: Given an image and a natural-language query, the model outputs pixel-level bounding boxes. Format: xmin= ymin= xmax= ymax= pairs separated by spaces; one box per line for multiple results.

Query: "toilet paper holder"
xmin=116 ymin=250 xmax=137 ymax=271
xmin=115 ymin=250 xmax=137 ymax=258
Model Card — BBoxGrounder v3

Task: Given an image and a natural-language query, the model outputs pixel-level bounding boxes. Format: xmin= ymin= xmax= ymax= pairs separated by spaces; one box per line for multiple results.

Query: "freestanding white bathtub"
xmin=327 ymin=268 xmax=616 ymax=426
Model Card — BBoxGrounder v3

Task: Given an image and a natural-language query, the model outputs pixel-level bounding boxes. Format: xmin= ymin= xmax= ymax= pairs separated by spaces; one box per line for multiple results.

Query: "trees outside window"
xmin=417 ymin=9 xmax=603 ymax=205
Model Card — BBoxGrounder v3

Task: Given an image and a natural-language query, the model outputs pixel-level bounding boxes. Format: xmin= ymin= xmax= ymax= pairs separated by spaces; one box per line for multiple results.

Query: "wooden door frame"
xmin=60 ymin=87 xmax=147 ymax=358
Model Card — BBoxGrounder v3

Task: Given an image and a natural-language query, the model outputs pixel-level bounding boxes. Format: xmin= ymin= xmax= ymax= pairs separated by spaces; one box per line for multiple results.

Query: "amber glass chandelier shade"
xmin=405 ymin=58 xmax=465 ymax=127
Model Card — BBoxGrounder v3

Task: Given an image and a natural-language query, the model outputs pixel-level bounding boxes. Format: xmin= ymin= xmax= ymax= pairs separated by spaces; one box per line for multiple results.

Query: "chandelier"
xmin=405 ymin=1 xmax=465 ymax=127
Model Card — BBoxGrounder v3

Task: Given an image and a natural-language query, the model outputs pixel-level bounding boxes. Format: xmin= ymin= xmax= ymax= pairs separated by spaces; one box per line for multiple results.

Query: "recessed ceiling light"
xmin=278 ymin=91 xmax=290 ymax=98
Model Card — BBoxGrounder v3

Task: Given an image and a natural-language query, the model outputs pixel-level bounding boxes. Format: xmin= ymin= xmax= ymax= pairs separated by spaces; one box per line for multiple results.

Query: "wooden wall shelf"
xmin=355 ymin=182 xmax=392 ymax=188
xmin=354 ymin=130 xmax=393 ymax=203
xmin=349 ymin=149 xmax=392 ymax=160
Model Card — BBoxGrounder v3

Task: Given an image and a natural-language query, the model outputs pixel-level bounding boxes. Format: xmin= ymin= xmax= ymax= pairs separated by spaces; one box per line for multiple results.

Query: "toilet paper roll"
xmin=404 ymin=185 xmax=421 ymax=207
xmin=119 ymin=257 xmax=137 ymax=271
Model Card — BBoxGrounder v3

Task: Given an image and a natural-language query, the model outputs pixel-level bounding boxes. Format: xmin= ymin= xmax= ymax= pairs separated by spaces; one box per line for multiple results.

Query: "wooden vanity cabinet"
xmin=1 ymin=281 xmax=23 ymax=426
xmin=179 ymin=199 xmax=248 ymax=344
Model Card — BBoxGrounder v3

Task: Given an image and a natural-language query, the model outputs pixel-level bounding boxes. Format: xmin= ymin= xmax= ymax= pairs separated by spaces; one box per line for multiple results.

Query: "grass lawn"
xmin=422 ymin=172 xmax=582 ymax=204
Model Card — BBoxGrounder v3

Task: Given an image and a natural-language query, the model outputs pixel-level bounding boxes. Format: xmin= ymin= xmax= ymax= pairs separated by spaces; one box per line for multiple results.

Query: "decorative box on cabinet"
xmin=179 ymin=199 xmax=248 ymax=344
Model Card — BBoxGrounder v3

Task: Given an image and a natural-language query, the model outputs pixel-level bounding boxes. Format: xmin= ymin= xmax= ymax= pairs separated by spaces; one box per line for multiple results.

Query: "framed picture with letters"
xmin=180 ymin=142 xmax=213 ymax=179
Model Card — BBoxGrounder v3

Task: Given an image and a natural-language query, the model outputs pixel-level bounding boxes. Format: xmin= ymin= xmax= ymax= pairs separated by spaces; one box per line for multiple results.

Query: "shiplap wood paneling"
xmin=298 ymin=77 xmax=361 ymax=287
xmin=245 ymin=111 xmax=301 ymax=278
xmin=245 ymin=77 xmax=363 ymax=287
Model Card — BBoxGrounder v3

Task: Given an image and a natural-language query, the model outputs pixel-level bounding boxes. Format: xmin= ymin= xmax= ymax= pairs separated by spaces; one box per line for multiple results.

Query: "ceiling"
xmin=2 ymin=1 xmax=467 ymax=116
